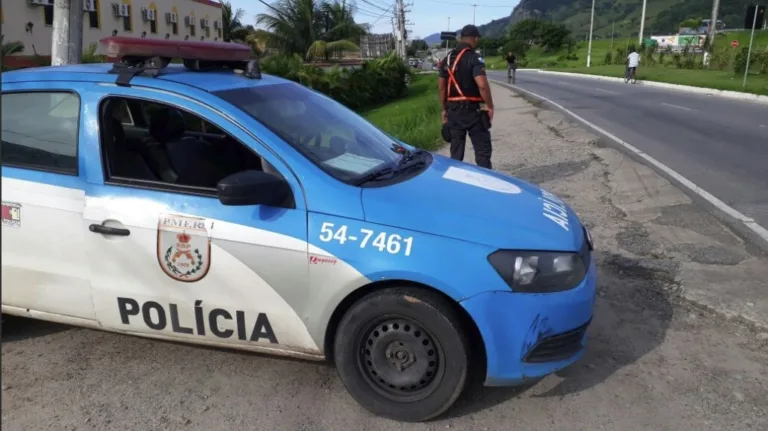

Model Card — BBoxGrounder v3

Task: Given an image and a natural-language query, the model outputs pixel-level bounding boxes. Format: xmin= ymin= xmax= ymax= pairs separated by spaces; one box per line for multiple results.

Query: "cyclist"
xmin=626 ymin=47 xmax=640 ymax=83
xmin=505 ymin=51 xmax=517 ymax=84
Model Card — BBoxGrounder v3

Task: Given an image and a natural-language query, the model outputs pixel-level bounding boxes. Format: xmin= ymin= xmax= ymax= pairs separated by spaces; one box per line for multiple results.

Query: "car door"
xmin=0 ymin=82 xmax=96 ymax=321
xmin=82 ymin=84 xmax=319 ymax=354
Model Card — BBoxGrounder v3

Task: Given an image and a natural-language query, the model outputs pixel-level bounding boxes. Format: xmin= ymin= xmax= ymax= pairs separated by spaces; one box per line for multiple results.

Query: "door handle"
xmin=89 ymin=224 xmax=130 ymax=236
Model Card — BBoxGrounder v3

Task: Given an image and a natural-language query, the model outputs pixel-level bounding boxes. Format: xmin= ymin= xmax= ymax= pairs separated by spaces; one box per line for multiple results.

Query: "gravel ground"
xmin=2 ymin=84 xmax=767 ymax=431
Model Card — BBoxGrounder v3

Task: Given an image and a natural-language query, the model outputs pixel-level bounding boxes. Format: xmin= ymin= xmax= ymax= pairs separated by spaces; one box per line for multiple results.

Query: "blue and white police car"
xmin=1 ymin=37 xmax=596 ymax=421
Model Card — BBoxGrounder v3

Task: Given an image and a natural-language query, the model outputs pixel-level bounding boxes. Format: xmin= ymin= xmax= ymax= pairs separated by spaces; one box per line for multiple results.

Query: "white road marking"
xmin=554 ymin=80 xmax=579 ymax=87
xmin=595 ymin=88 xmax=619 ymax=95
xmin=489 ymin=79 xmax=768 ymax=246
xmin=661 ymin=102 xmax=694 ymax=111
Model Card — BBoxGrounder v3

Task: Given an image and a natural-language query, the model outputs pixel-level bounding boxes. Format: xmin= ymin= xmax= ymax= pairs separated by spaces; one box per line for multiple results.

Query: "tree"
xmin=408 ymin=39 xmax=427 ymax=56
xmin=507 ymin=19 xmax=571 ymax=53
xmin=508 ymin=19 xmax=543 ymax=46
xmin=256 ymin=0 xmax=366 ymax=61
xmin=221 ymin=1 xmax=250 ymax=42
xmin=1 ymin=35 xmax=24 ymax=71
xmin=679 ymin=17 xmax=703 ymax=30
xmin=502 ymin=40 xmax=529 ymax=58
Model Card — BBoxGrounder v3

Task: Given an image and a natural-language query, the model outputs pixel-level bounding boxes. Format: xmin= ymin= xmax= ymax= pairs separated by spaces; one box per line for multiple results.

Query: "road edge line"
xmin=533 ymin=70 xmax=768 ymax=105
xmin=489 ymin=79 xmax=768 ymax=250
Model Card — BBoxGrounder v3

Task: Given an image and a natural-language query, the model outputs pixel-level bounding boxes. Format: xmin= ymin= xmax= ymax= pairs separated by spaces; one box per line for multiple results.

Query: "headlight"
xmin=487 ymin=250 xmax=587 ymax=293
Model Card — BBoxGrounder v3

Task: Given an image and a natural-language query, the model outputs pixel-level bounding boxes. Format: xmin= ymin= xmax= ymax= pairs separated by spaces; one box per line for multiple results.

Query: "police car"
xmin=1 ymin=37 xmax=596 ymax=422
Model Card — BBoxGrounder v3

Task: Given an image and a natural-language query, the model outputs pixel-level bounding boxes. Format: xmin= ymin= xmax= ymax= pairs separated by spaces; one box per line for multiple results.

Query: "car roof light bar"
xmin=100 ymin=36 xmax=261 ymax=87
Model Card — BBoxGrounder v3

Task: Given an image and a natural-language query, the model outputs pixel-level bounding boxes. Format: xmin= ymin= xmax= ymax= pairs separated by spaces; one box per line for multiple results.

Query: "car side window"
xmin=99 ymin=96 xmax=266 ymax=194
xmin=0 ymin=92 xmax=80 ymax=175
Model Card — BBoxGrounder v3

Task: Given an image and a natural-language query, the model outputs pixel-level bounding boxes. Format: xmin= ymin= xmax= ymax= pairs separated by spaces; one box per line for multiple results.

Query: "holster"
xmin=479 ymin=109 xmax=492 ymax=130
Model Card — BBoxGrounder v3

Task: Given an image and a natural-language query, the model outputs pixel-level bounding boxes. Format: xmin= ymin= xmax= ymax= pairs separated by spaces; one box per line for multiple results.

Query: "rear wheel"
xmin=333 ymin=287 xmax=471 ymax=422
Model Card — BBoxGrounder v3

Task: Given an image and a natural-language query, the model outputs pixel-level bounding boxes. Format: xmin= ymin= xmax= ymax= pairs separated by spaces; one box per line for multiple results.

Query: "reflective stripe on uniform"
xmin=445 ymin=48 xmax=484 ymax=103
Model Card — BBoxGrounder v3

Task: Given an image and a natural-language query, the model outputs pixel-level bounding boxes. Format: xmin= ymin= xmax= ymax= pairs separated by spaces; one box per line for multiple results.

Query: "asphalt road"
xmin=488 ymin=69 xmax=768 ymax=230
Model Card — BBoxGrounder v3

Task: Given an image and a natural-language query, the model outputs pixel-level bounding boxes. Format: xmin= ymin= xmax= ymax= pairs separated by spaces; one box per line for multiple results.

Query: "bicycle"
xmin=507 ymin=66 xmax=516 ymax=84
xmin=625 ymin=66 xmax=637 ymax=84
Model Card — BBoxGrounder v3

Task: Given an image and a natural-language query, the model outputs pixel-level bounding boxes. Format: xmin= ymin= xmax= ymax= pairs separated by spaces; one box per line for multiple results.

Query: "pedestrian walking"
xmin=438 ymin=24 xmax=495 ymax=169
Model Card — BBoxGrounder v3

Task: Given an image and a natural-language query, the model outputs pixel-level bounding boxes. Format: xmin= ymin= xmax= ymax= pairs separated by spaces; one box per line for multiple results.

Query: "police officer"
xmin=438 ymin=24 xmax=495 ymax=169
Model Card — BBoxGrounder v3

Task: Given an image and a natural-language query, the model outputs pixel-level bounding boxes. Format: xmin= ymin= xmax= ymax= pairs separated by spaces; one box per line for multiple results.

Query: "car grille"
xmin=523 ymin=320 xmax=590 ymax=363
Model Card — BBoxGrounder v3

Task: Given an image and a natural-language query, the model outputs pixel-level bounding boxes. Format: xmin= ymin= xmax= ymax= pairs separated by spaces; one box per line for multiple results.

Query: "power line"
xmin=370 ymin=3 xmax=396 ymax=27
xmin=419 ymin=0 xmax=512 ymax=7
xmin=359 ymin=0 xmax=393 ymax=13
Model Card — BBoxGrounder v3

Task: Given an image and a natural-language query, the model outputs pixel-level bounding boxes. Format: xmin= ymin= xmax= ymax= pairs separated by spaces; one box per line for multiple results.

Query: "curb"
xmin=531 ymin=69 xmax=768 ymax=105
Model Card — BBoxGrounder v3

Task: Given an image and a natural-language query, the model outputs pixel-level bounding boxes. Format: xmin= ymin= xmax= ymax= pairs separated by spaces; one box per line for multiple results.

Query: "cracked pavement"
xmin=2 ymin=83 xmax=768 ymax=431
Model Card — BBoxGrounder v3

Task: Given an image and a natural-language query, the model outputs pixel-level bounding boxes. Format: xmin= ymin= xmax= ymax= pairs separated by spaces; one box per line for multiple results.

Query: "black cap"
xmin=460 ymin=25 xmax=480 ymax=38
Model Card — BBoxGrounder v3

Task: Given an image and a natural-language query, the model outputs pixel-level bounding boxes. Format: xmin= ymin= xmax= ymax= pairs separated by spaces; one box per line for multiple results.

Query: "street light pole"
xmin=743 ymin=3 xmax=759 ymax=88
xmin=709 ymin=0 xmax=720 ymax=47
xmin=587 ymin=0 xmax=595 ymax=67
xmin=638 ymin=0 xmax=647 ymax=46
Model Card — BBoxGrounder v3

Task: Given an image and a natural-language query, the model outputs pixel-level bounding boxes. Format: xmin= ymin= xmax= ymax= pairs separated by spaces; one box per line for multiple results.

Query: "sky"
xmin=226 ymin=0 xmax=520 ymax=40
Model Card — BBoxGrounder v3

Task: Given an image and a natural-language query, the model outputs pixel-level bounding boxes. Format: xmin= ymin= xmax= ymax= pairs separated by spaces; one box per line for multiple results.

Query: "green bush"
xmin=603 ymin=50 xmax=613 ymax=65
xmin=261 ymin=52 xmax=410 ymax=111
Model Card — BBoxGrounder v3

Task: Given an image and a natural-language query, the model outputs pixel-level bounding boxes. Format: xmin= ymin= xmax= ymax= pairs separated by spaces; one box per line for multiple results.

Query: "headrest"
xmin=148 ymin=107 xmax=186 ymax=143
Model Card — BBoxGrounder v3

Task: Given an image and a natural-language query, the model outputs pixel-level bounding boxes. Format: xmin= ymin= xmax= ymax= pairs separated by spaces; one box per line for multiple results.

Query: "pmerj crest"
xmin=157 ymin=214 xmax=212 ymax=282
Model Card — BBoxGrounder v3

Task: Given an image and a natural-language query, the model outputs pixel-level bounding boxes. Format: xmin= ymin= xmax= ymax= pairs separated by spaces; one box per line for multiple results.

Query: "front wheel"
xmin=333 ymin=287 xmax=471 ymax=422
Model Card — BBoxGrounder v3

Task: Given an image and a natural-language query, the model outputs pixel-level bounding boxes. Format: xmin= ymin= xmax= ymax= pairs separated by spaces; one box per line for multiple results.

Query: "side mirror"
xmin=216 ymin=170 xmax=291 ymax=207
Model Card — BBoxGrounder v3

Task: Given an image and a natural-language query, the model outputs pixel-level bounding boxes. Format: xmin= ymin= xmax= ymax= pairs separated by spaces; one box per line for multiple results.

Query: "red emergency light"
xmin=99 ymin=36 xmax=261 ymax=85
xmin=100 ymin=36 xmax=254 ymax=62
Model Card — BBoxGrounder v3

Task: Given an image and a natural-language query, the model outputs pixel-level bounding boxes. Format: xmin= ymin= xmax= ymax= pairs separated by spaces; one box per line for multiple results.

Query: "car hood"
xmin=361 ymin=154 xmax=585 ymax=251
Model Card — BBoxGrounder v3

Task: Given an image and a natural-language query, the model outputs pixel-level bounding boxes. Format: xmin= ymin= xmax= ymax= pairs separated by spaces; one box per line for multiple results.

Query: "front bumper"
xmin=460 ymin=259 xmax=597 ymax=386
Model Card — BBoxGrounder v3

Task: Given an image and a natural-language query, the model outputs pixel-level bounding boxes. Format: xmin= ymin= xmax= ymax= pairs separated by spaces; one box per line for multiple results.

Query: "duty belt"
xmin=446 ymin=48 xmax=484 ymax=103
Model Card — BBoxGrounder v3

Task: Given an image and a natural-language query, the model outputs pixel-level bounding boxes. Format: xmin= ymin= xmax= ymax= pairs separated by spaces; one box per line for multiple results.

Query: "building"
xmin=2 ymin=0 xmax=223 ymax=67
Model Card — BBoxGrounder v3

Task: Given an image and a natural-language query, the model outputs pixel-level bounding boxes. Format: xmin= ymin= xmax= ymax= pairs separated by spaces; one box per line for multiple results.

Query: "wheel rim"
xmin=356 ymin=316 xmax=445 ymax=402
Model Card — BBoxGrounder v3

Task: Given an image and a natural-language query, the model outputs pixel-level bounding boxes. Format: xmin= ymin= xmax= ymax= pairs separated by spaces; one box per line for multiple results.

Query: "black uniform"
xmin=439 ymin=41 xmax=492 ymax=169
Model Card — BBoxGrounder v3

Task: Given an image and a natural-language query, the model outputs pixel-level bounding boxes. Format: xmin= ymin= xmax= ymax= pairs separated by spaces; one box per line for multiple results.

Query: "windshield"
xmin=214 ymin=83 xmax=409 ymax=183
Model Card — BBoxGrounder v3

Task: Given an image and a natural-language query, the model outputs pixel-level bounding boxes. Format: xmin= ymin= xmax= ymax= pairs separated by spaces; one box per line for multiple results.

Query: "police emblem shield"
xmin=157 ymin=214 xmax=212 ymax=282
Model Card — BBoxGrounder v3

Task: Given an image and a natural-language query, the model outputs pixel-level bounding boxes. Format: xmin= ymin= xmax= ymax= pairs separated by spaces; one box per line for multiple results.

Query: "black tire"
xmin=333 ymin=287 xmax=471 ymax=422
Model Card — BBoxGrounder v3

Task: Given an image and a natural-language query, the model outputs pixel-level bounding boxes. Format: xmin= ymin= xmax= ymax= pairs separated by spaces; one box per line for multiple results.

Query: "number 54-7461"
xmin=318 ymin=222 xmax=414 ymax=257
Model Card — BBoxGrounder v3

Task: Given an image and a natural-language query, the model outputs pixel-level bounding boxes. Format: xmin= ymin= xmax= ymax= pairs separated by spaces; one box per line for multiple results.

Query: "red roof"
xmin=191 ymin=0 xmax=223 ymax=9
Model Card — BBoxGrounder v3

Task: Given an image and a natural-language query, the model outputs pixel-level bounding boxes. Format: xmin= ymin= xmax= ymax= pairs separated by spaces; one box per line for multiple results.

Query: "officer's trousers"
xmin=445 ymin=103 xmax=492 ymax=169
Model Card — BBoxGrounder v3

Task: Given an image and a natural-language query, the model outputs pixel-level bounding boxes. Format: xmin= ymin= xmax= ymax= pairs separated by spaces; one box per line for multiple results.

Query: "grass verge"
xmin=483 ymin=30 xmax=768 ymax=96
xmin=362 ymin=74 xmax=443 ymax=151
xmin=545 ymin=65 xmax=768 ymax=96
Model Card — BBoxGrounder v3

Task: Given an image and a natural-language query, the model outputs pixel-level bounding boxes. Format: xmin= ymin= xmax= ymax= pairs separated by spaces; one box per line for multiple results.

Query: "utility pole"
xmin=52 ymin=0 xmax=84 ymax=65
xmin=638 ymin=0 xmax=647 ymax=46
xmin=743 ymin=3 xmax=759 ymax=89
xmin=611 ymin=20 xmax=615 ymax=51
xmin=708 ymin=0 xmax=720 ymax=48
xmin=68 ymin=0 xmax=84 ymax=64
xmin=472 ymin=4 xmax=477 ymax=25
xmin=586 ymin=0 xmax=595 ymax=67
xmin=444 ymin=16 xmax=451 ymax=51
xmin=395 ymin=0 xmax=406 ymax=58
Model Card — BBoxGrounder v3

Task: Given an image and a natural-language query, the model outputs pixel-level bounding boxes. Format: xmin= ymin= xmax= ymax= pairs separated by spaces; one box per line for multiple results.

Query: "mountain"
xmin=423 ymin=33 xmax=443 ymax=45
xmin=476 ymin=0 xmax=756 ymax=40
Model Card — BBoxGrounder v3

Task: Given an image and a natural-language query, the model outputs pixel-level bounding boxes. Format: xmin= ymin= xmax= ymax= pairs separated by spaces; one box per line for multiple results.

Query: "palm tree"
xmin=320 ymin=0 xmax=368 ymax=44
xmin=221 ymin=1 xmax=249 ymax=42
xmin=1 ymin=35 xmax=25 ymax=71
xmin=256 ymin=0 xmax=366 ymax=61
